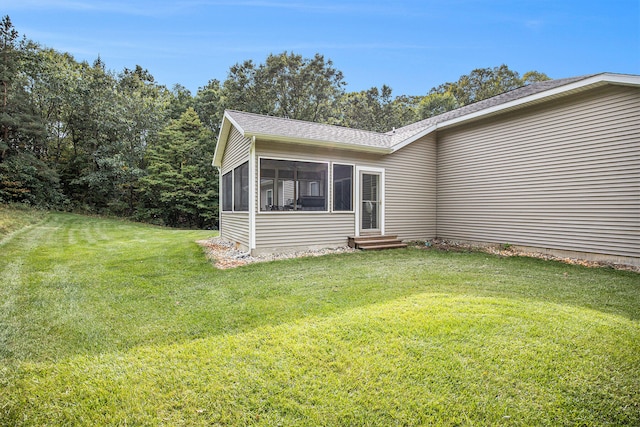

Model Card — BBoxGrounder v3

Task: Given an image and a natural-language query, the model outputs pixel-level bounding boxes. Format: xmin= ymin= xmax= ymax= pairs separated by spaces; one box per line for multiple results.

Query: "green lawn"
xmin=0 ymin=205 xmax=47 ymax=241
xmin=1 ymin=211 xmax=639 ymax=426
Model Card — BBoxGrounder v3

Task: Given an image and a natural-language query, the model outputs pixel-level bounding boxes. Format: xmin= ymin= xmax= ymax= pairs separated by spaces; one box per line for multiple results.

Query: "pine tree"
xmin=0 ymin=15 xmax=64 ymax=207
xmin=139 ymin=108 xmax=217 ymax=228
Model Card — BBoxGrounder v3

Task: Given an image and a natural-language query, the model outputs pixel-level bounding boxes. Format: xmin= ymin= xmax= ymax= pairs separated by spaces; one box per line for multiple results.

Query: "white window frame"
xmin=355 ymin=166 xmax=385 ymax=237
xmin=258 ymin=156 xmax=330 ymax=214
xmin=331 ymin=162 xmax=355 ymax=213
xmin=221 ymin=161 xmax=249 ymax=213
xmin=221 ymin=170 xmax=233 ymax=212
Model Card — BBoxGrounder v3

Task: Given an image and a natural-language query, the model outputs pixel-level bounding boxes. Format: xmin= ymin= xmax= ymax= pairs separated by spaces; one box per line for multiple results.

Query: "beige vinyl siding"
xmin=220 ymin=212 xmax=250 ymax=250
xmin=253 ymin=137 xmax=436 ymax=252
xmin=254 ymin=214 xmax=354 ymax=254
xmin=381 ymin=133 xmax=437 ymax=241
xmin=221 ymin=128 xmax=252 ymax=173
xmin=436 ymin=85 xmax=640 ymax=259
xmin=219 ymin=127 xmax=252 ymax=248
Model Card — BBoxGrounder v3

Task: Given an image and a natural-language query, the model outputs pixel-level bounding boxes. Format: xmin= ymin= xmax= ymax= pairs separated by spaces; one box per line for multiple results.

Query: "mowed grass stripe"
xmin=0 ymin=211 xmax=639 ymax=425
xmin=0 ymin=213 xmax=216 ymax=362
xmin=4 ymin=294 xmax=639 ymax=426
xmin=0 ymin=206 xmax=47 ymax=243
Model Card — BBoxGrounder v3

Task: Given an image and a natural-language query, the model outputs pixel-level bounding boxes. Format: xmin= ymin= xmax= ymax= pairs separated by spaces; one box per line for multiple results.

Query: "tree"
xmin=0 ymin=16 xmax=64 ymax=207
xmin=334 ymin=86 xmax=419 ymax=132
xmin=522 ymin=70 xmax=551 ymax=86
xmin=139 ymin=108 xmax=217 ymax=228
xmin=167 ymin=83 xmax=193 ymax=120
xmin=390 ymin=94 xmax=421 ymax=128
xmin=193 ymin=79 xmax=224 ymax=134
xmin=421 ymin=65 xmax=550 ymax=118
xmin=417 ymin=92 xmax=458 ymax=119
xmin=0 ymin=15 xmax=19 ymax=155
xmin=0 ymin=151 xmax=64 ymax=207
xmin=222 ymin=52 xmax=346 ymax=122
xmin=334 ymin=85 xmax=392 ymax=132
xmin=114 ymin=65 xmax=170 ymax=215
xmin=61 ymin=58 xmax=122 ymax=210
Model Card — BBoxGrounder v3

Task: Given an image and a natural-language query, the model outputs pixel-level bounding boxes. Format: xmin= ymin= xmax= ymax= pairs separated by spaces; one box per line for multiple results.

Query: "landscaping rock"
xmin=197 ymin=237 xmax=357 ymax=269
xmin=421 ymin=239 xmax=640 ymax=273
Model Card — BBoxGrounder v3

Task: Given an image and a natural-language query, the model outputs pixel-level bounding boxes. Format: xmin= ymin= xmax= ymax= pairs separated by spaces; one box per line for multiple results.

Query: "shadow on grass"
xmin=1 ymin=213 xmax=638 ymax=364
xmin=214 ymin=247 xmax=640 ymax=323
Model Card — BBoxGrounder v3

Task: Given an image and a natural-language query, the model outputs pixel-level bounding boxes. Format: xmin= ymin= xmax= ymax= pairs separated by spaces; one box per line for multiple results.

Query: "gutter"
xmin=243 ymin=132 xmax=393 ymax=155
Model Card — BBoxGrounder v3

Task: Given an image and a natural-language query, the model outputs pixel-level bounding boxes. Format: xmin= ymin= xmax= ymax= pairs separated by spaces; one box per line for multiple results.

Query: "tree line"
xmin=0 ymin=16 xmax=549 ymax=228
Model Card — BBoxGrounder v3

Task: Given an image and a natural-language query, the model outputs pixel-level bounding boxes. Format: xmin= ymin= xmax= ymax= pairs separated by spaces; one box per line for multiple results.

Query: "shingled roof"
xmin=224 ymin=110 xmax=391 ymax=151
xmin=213 ymin=73 xmax=639 ymax=166
xmin=387 ymin=74 xmax=598 ymax=146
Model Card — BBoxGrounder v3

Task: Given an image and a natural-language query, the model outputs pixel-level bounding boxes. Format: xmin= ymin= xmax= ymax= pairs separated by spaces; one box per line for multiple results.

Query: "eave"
xmin=389 ymin=73 xmax=640 ymax=152
xmin=243 ymin=132 xmax=392 ymax=155
xmin=213 ymin=111 xmax=392 ymax=167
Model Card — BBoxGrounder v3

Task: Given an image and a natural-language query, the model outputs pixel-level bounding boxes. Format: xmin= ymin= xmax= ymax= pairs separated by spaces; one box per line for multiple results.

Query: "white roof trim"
xmin=224 ymin=111 xmax=245 ymax=135
xmin=390 ymin=125 xmax=437 ymax=153
xmin=243 ymin=132 xmax=392 ymax=154
xmin=389 ymin=73 xmax=640 ymax=152
xmin=213 ymin=111 xmax=247 ymax=167
xmin=435 ymin=73 xmax=640 ymax=131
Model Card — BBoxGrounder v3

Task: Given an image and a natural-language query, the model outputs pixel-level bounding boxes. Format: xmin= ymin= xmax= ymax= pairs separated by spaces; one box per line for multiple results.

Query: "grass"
xmin=0 ymin=211 xmax=639 ymax=425
xmin=0 ymin=204 xmax=47 ymax=241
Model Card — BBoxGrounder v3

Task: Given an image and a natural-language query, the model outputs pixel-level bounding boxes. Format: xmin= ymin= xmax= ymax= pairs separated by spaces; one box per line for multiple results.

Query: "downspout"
xmin=249 ymin=136 xmax=256 ymax=252
xmin=217 ymin=166 xmax=222 ymax=234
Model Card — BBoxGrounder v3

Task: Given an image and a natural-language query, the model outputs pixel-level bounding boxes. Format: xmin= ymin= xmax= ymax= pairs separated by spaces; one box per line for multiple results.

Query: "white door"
xmin=359 ymin=171 xmax=381 ymax=233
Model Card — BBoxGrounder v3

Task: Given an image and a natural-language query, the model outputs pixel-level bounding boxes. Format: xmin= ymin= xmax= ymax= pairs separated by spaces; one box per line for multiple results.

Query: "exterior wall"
xmin=219 ymin=212 xmax=250 ymax=251
xmin=381 ymin=133 xmax=437 ymax=241
xmin=254 ymin=141 xmax=359 ymax=254
xmin=436 ymin=85 xmax=640 ymax=262
xmin=253 ymin=136 xmax=436 ymax=254
xmin=219 ymin=127 xmax=252 ymax=250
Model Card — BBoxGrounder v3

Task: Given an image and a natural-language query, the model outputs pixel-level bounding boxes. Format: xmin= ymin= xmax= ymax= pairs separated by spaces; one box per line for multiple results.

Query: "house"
xmin=212 ymin=73 xmax=640 ymax=266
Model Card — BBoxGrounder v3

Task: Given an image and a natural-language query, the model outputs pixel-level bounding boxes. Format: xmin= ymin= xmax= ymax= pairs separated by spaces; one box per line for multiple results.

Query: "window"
xmin=221 ymin=162 xmax=248 ymax=212
xmin=333 ymin=164 xmax=353 ymax=211
xmin=260 ymin=159 xmax=328 ymax=211
xmin=233 ymin=162 xmax=249 ymax=211
xmin=266 ymin=189 xmax=273 ymax=206
xmin=222 ymin=171 xmax=232 ymax=211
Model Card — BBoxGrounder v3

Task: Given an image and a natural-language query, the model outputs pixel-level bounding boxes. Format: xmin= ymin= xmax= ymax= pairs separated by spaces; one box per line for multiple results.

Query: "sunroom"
xmin=213 ymin=109 xmax=437 ymax=255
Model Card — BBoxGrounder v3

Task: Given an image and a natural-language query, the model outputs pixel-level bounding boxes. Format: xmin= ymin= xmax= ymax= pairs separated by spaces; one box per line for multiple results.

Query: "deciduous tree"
xmin=223 ymin=52 xmax=346 ymax=122
xmin=415 ymin=65 xmax=551 ymax=119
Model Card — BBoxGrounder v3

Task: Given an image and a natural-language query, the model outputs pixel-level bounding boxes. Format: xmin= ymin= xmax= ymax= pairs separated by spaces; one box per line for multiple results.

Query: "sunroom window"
xmin=233 ymin=162 xmax=249 ymax=211
xmin=221 ymin=162 xmax=248 ymax=212
xmin=260 ymin=159 xmax=327 ymax=211
xmin=333 ymin=164 xmax=353 ymax=211
xmin=221 ymin=171 xmax=232 ymax=211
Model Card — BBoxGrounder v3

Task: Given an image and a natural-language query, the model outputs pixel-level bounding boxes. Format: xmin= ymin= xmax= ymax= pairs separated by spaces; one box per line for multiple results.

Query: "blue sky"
xmin=3 ymin=0 xmax=639 ymax=96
